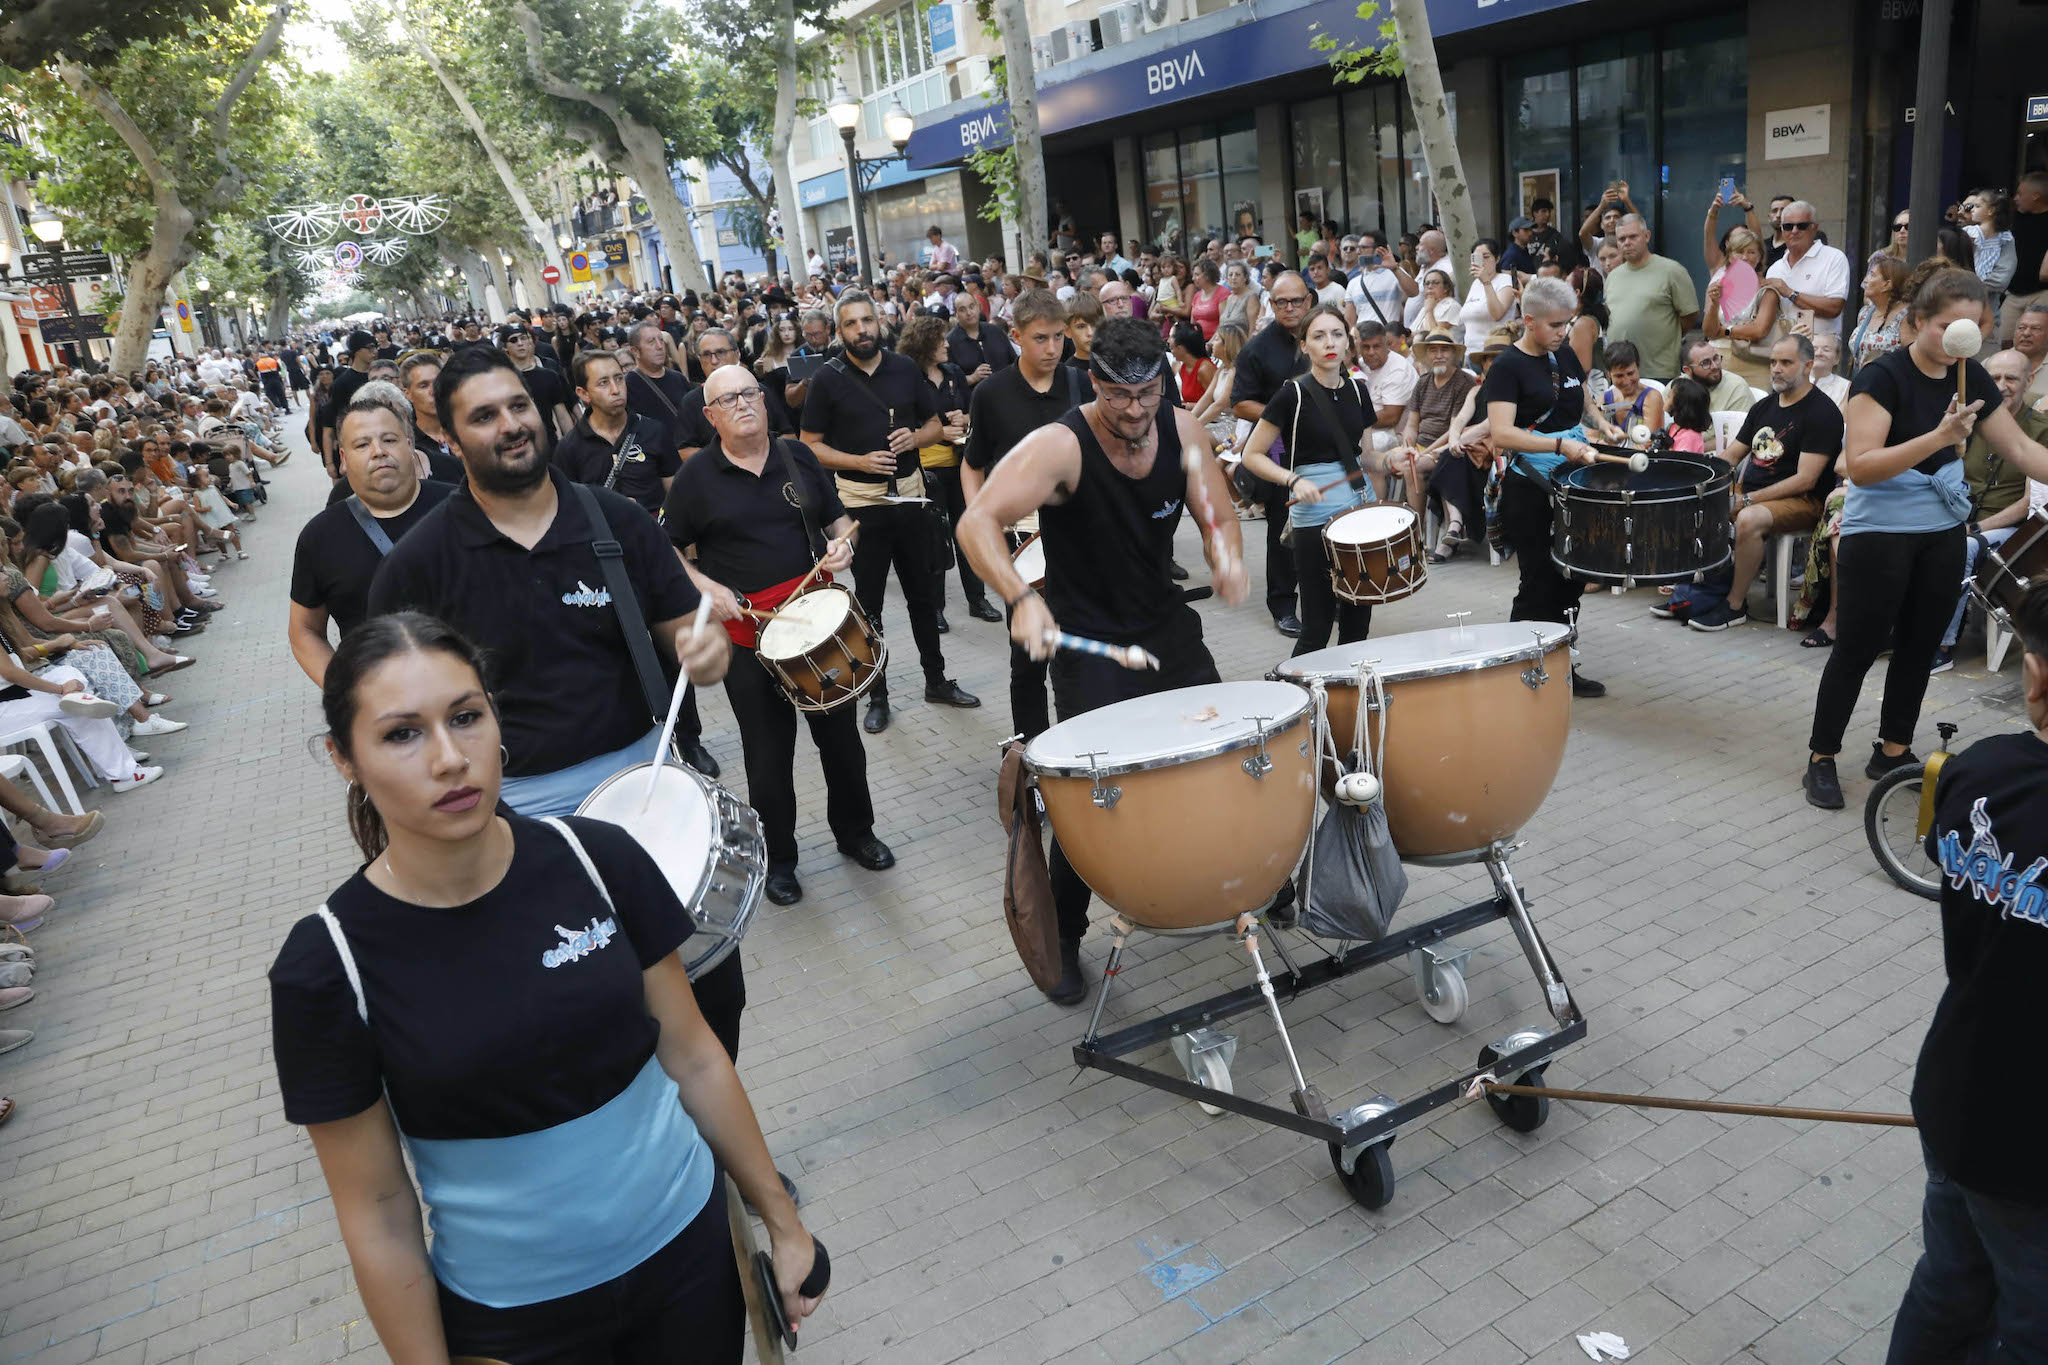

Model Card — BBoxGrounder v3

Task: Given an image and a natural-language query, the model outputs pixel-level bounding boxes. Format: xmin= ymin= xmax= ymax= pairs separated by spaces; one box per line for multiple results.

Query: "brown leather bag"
xmin=997 ymin=740 xmax=1061 ymax=991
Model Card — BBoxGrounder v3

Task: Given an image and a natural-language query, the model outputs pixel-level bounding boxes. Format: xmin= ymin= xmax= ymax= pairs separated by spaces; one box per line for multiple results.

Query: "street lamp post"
xmin=554 ymin=231 xmax=573 ymax=306
xmin=826 ymin=86 xmax=914 ymax=286
xmin=224 ymin=289 xmax=240 ymax=349
xmin=194 ymin=277 xmax=214 ymax=348
xmin=29 ymin=206 xmax=85 ymax=367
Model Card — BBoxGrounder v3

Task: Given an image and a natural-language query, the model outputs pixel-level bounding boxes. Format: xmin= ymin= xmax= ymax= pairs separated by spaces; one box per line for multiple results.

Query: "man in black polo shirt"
xmin=963 ymin=288 xmax=1088 ymax=739
xmin=501 ymin=325 xmax=575 ymax=437
xmin=946 ymin=293 xmax=1013 ymax=387
xmin=663 ymin=365 xmax=893 ymax=907
xmin=1232 ymin=271 xmax=1312 ymax=636
xmin=673 ymin=329 xmax=744 ymax=462
xmin=801 ymin=289 xmax=979 ymax=734
xmin=320 ymin=330 xmax=377 ymax=479
xmin=554 ymin=348 xmax=682 ymax=514
xmin=367 ymin=345 xmax=728 ymax=820
xmin=625 ymin=320 xmax=693 ymax=457
xmin=289 ymin=383 xmax=455 ymax=686
xmin=372 ymin=326 xmax=401 ymax=361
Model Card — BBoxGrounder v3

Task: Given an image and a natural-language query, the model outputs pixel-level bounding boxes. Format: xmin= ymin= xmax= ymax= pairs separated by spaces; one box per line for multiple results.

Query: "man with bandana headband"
xmin=958 ymin=317 xmax=1249 ymax=1005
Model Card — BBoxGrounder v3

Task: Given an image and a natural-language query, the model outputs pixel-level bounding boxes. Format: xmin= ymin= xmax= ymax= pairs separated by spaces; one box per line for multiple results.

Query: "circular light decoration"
xmin=361 ymin=237 xmax=409 ymax=265
xmin=339 ymin=194 xmax=383 ymax=235
xmin=292 ymin=246 xmax=331 ymax=273
xmin=380 ymin=193 xmax=451 ymax=235
xmin=266 ymin=204 xmax=340 ymax=245
xmin=333 ymin=240 xmax=363 ymax=270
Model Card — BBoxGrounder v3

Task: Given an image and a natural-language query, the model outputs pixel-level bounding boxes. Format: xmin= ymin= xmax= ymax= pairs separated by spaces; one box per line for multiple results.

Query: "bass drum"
xmin=1551 ymin=456 xmax=1733 ymax=586
xmin=1272 ymin=622 xmax=1573 ymax=861
xmin=577 ymin=760 xmax=766 ymax=980
xmin=1023 ymin=681 xmax=1316 ymax=931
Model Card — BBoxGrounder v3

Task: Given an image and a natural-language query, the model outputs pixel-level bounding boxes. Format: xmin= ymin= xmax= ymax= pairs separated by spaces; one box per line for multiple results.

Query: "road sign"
xmin=21 ymin=250 xmax=112 ymax=281
xmin=568 ymin=251 xmax=592 ymax=283
xmin=24 ymin=286 xmax=62 ymax=319
xmin=175 ymin=299 xmax=194 ymax=332
xmin=39 ymin=313 xmax=112 ymax=345
xmin=541 ymin=264 xmax=562 ymax=284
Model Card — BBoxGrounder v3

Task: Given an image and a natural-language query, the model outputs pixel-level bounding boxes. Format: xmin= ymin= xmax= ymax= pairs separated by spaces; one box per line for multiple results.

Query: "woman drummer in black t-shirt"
xmin=1479 ymin=275 xmax=1626 ymax=697
xmin=268 ymin=614 xmax=825 ymax=1362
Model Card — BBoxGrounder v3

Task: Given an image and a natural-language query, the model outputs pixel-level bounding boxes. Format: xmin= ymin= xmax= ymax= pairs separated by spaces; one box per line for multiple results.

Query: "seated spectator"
xmin=1395 ymin=329 xmax=1483 ymax=559
xmin=0 ymin=512 xmax=189 ymax=677
xmin=1661 ymin=335 xmax=1842 ymax=631
xmin=2013 ymin=302 xmax=2048 ymax=408
xmin=1932 ymin=348 xmax=2048 ymax=672
xmin=1598 ymin=341 xmax=1665 ymax=434
xmin=1170 ymin=323 xmax=1216 ymax=408
xmin=1848 ymin=256 xmax=1912 ymax=377
xmin=0 ymin=643 xmax=160 ymax=792
xmin=1664 ymin=376 xmax=1713 ymax=453
xmin=1679 ymin=334 xmax=1757 ymax=414
xmin=1810 ymin=335 xmax=1852 ymax=408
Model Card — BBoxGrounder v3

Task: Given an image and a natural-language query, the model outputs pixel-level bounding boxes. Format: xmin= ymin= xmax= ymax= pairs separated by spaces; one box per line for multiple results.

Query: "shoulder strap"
xmin=768 ymin=438 xmax=824 ymax=560
xmin=566 ymin=480 xmax=669 ymax=724
xmin=314 ymin=905 xmax=368 ymax=1025
xmin=632 ymin=369 xmax=684 ymax=419
xmin=1296 ymin=376 xmax=1362 ymax=477
xmin=541 ymin=817 xmax=615 ymax=911
xmin=343 ymin=496 xmax=395 ymax=557
xmin=1065 ymin=365 xmax=1083 ymax=410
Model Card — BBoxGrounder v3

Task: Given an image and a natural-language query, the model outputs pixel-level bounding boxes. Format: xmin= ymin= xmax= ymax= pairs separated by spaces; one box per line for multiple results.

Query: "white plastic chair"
xmin=1750 ymin=386 xmax=1767 ymax=403
xmin=0 ymin=722 xmax=100 ymax=815
xmin=1710 ymin=410 xmax=1747 ymax=454
xmin=1768 ymin=534 xmax=1808 ymax=628
xmin=0 ymin=752 xmax=58 ymax=816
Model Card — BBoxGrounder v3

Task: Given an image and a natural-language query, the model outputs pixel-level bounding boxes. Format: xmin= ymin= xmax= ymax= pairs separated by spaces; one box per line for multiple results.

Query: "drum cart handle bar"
xmin=1478 ymin=1080 xmax=1914 ymax=1128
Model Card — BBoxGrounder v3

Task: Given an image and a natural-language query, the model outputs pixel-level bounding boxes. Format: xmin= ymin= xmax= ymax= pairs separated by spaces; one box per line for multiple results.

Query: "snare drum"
xmin=1022 ymin=682 xmax=1316 ymax=930
xmin=1273 ymin=622 xmax=1573 ymax=861
xmin=756 ymin=585 xmax=887 ymax=712
xmin=1973 ymin=509 xmax=2048 ymax=627
xmin=1325 ymin=505 xmax=1427 ymax=604
xmin=1551 ymin=457 xmax=1734 ymax=586
xmin=1012 ymin=534 xmax=1046 ymax=591
xmin=576 ymin=761 xmax=766 ymax=980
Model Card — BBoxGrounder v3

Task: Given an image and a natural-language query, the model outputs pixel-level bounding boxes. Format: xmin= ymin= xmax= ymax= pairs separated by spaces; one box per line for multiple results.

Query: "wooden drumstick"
xmin=1288 ymin=467 xmax=1367 ymax=505
xmin=788 ymin=526 xmax=859 ymax=600
xmin=1587 ymin=450 xmax=1652 ymax=471
xmin=1942 ymin=317 xmax=1982 ymax=407
xmin=643 ymin=598 xmax=711 ymax=810
xmin=1045 ymin=630 xmax=1159 ymax=671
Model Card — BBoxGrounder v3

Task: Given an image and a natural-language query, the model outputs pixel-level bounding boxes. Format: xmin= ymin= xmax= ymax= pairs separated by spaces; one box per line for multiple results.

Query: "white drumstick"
xmin=1184 ymin=442 xmax=1234 ymax=576
xmin=643 ymin=600 xmax=710 ymax=811
xmin=1046 ymin=630 xmax=1159 ymax=671
xmin=1629 ymin=423 xmax=1651 ymax=446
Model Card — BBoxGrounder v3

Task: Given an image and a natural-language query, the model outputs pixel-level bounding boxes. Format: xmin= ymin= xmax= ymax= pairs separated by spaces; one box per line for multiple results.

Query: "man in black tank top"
xmin=959 ymin=318 xmax=1248 ymax=1005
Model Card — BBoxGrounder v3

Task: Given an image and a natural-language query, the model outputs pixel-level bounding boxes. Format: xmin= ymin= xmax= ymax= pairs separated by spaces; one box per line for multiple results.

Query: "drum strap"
xmin=769 ymin=438 xmax=824 ymax=562
xmin=343 ymin=495 xmax=394 ymax=557
xmin=1292 ymin=376 xmax=1364 ymax=481
xmin=567 ymin=480 xmax=671 ymax=725
xmin=1509 ymin=352 xmax=1569 ymax=488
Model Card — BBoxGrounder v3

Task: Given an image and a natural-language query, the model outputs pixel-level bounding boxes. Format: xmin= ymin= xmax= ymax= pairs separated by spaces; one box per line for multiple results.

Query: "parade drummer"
xmin=958 ymin=317 xmax=1247 ymax=1006
xmin=1480 ymin=275 xmax=1625 ymax=698
xmin=270 ymin=615 xmax=822 ymax=1362
xmin=664 ymin=365 xmax=896 ymax=911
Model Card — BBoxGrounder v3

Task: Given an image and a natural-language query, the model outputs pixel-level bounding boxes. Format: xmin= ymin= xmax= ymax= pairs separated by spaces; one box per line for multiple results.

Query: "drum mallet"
xmin=1587 ymin=450 xmax=1652 ymax=472
xmin=1942 ymin=318 xmax=1983 ymax=406
xmin=1288 ymin=467 xmax=1368 ymax=504
xmin=1045 ymin=630 xmax=1159 ymax=671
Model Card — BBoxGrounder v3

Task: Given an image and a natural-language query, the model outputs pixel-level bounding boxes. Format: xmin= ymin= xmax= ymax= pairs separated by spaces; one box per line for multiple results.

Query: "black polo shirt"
xmin=799 ymin=352 xmax=936 ymax=488
xmin=662 ymin=437 xmax=846 ymax=594
xmin=626 ymin=368 xmax=694 ymax=454
xmin=516 ymin=362 xmax=573 ymax=422
xmin=292 ymin=481 xmax=454 ymax=635
xmin=947 ymin=324 xmax=1015 ymax=378
xmin=366 ymin=467 xmax=700 ymax=777
xmin=553 ymin=412 xmax=680 ymax=514
xmin=965 ymin=364 xmax=1090 ymax=472
xmin=1231 ymin=326 xmax=1307 ymax=467
xmin=413 ymin=428 xmax=467 ymax=485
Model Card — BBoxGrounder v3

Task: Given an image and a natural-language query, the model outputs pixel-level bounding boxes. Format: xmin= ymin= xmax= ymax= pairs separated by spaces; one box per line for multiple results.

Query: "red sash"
xmin=724 ymin=571 xmax=835 ymax=650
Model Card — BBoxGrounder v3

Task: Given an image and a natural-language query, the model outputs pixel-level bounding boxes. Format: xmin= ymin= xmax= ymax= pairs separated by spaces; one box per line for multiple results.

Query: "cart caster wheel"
xmin=1415 ymin=957 xmax=1468 ymax=1025
xmin=1477 ymin=1045 xmax=1550 ymax=1133
xmin=1194 ymin=1052 xmax=1233 ymax=1117
xmin=1329 ymin=1139 xmax=1395 ymax=1209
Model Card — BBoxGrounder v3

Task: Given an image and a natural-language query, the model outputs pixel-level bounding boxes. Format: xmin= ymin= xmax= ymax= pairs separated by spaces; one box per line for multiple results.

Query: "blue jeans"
xmin=1887 ymin=1140 xmax=2048 ymax=1364
xmin=1941 ymin=528 xmax=2014 ymax=649
xmin=499 ymin=726 xmax=662 ymax=819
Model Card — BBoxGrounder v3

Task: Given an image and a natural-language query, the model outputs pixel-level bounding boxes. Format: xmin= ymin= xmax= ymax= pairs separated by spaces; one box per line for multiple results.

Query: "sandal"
xmin=154 ymin=656 xmax=196 ymax=675
xmin=1801 ymin=627 xmax=1835 ymax=649
xmin=0 ymin=1096 xmax=13 ymax=1126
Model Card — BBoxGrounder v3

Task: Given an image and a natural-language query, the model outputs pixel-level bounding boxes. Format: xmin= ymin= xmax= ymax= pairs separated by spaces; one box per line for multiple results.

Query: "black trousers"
xmin=1261 ymin=481 xmax=1299 ymax=620
xmin=849 ymin=501 xmax=948 ymax=691
xmin=723 ymin=644 xmax=874 ymax=869
xmin=692 ymin=950 xmax=745 ymax=1062
xmin=1289 ymin=524 xmax=1373 ymax=656
xmin=1809 ymin=526 xmax=1965 ymax=756
xmin=924 ymin=463 xmax=987 ymax=608
xmin=676 ymin=684 xmax=702 ymax=743
xmin=1500 ymin=470 xmax=1586 ymax=626
xmin=1048 ymin=607 xmax=1221 ymax=941
xmin=1005 ymin=530 xmax=1052 ymax=741
xmin=437 ymin=1170 xmax=744 ymax=1364
xmin=1430 ymin=450 xmax=1487 ymax=536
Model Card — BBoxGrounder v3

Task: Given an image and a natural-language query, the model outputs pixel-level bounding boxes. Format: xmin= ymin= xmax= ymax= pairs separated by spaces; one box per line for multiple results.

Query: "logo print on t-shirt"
xmin=1151 ymin=499 xmax=1183 ymax=519
xmin=1750 ymin=426 xmax=1785 ymax=470
xmin=1938 ymin=798 xmax=2048 ymax=924
xmin=561 ymin=580 xmax=613 ymax=608
xmin=542 ymin=916 xmax=619 ymax=968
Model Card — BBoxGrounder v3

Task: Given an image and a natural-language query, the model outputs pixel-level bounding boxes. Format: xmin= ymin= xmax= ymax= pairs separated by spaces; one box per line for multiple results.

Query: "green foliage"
xmin=961 ymin=1 xmax=1020 ymax=227
xmin=726 ymin=199 xmax=773 ymax=254
xmin=0 ymin=0 xmax=235 ymax=71
xmin=1309 ymin=0 xmax=1402 ymax=83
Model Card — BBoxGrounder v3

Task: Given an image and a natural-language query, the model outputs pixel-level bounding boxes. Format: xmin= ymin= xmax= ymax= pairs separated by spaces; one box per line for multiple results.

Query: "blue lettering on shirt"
xmin=560 ymin=580 xmax=613 ymax=608
xmin=1938 ymin=797 xmax=2048 ymax=925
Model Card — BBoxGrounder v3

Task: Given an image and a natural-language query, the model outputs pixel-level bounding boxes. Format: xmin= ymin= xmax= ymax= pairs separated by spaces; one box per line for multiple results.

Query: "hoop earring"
xmin=499 ymin=745 xmax=509 ymax=766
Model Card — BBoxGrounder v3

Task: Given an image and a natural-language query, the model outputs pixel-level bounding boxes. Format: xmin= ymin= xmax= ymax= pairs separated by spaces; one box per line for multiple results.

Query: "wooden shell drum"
xmin=1325 ymin=505 xmax=1427 ymax=604
xmin=1012 ymin=534 xmax=1047 ymax=591
xmin=1023 ymin=681 xmax=1317 ymax=931
xmin=1551 ymin=456 xmax=1734 ymax=586
xmin=575 ymin=760 xmax=766 ymax=981
xmin=1973 ymin=510 xmax=2048 ymax=627
xmin=756 ymin=585 xmax=886 ymax=712
xmin=1272 ymin=622 xmax=1574 ymax=861
xmin=1218 ymin=451 xmax=1257 ymax=513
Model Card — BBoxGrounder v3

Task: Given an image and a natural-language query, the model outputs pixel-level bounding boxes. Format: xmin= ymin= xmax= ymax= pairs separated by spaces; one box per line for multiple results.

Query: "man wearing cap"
xmin=1500 ymin=217 xmax=1542 ymax=281
xmin=501 ymin=325 xmax=576 ymax=437
xmin=1396 ymin=328 xmax=1484 ymax=544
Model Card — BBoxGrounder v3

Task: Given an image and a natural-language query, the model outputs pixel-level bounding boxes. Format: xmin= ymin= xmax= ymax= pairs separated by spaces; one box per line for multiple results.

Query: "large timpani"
xmin=1272 ymin=622 xmax=1573 ymax=861
xmin=1023 ymin=682 xmax=1317 ymax=930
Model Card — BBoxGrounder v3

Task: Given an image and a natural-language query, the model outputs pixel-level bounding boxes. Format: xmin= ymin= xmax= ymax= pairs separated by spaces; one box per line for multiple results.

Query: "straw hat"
xmin=1476 ymin=325 xmax=1519 ymax=357
xmin=1416 ymin=327 xmax=1465 ymax=356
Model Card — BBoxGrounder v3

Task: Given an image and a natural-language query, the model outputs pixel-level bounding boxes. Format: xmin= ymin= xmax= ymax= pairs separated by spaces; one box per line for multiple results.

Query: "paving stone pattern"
xmin=0 ymin=420 xmax=2012 ymax=1363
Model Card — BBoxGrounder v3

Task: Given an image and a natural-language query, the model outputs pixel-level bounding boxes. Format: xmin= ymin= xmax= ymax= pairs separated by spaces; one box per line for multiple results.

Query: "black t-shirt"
xmin=663 ymin=437 xmax=848 ymax=593
xmin=966 ymin=364 xmax=1090 ymax=472
xmin=269 ymin=814 xmax=690 ymax=1137
xmin=947 ymin=324 xmax=1015 ymax=378
xmin=366 ymin=468 xmax=700 ymax=777
xmin=414 ymin=429 xmax=466 ymax=485
xmin=2013 ymin=207 xmax=2048 ymax=297
xmin=1912 ymin=732 xmax=2048 ymax=1204
xmin=799 ymin=352 xmax=937 ymax=486
xmin=324 ymin=367 xmax=371 ymax=435
xmin=1260 ymin=374 xmax=1373 ymax=468
xmin=375 ymin=344 xmax=402 ymax=361
xmin=672 ymin=389 xmax=717 ymax=453
xmin=517 ymin=362 xmax=573 ymax=422
xmin=1734 ymin=386 xmax=1844 ymax=493
xmin=553 ymin=413 xmax=681 ymax=514
xmin=1232 ymin=326 xmax=1308 ymax=412
xmin=291 ymin=481 xmax=455 ymax=634
xmin=625 ymin=368 xmax=695 ymax=456
xmin=1848 ymin=347 xmax=2000 ymax=475
xmin=1479 ymin=344 xmax=1587 ymax=435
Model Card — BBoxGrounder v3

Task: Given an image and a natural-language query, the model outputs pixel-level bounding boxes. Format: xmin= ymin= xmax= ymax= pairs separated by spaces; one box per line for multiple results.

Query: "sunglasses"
xmin=1781 ymin=221 xmax=1815 ymax=231
xmin=1891 ymin=222 xmax=1910 ymax=231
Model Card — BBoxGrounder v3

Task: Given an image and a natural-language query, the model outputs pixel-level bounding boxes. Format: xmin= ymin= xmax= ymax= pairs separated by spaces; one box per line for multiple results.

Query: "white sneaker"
xmin=58 ymin=693 xmax=119 ymax=719
xmin=110 ymin=766 xmax=163 ymax=793
xmin=192 ymin=588 xmax=218 ymax=600
xmin=130 ymin=714 xmax=186 ymax=737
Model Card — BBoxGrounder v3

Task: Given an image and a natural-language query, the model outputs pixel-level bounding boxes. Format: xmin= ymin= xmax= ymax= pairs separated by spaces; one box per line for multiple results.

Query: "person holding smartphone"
xmin=1345 ymin=231 xmax=1417 ymax=329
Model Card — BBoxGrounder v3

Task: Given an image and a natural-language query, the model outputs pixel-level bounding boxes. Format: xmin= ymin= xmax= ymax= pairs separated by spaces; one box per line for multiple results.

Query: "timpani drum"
xmin=1551 ymin=456 xmax=1734 ymax=587
xmin=1272 ymin=622 xmax=1574 ymax=861
xmin=1012 ymin=534 xmax=1046 ymax=591
xmin=1023 ymin=682 xmax=1317 ymax=930
xmin=1324 ymin=505 xmax=1427 ymax=604
xmin=576 ymin=760 xmax=766 ymax=981
xmin=1973 ymin=509 xmax=2048 ymax=628
xmin=756 ymin=585 xmax=887 ymax=712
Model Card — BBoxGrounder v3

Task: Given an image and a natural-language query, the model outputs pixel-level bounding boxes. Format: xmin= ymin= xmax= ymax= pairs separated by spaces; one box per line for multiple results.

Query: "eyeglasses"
xmin=1270 ymin=294 xmax=1311 ymax=307
xmin=1096 ymin=384 xmax=1163 ymax=411
xmin=1892 ymin=222 xmax=1910 ymax=231
xmin=1781 ymin=221 xmax=1815 ymax=232
xmin=707 ymin=386 xmax=763 ymax=411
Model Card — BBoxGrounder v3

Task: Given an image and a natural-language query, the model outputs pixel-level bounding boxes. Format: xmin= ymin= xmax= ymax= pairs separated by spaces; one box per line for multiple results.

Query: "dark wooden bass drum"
xmin=1550 ymin=456 xmax=1733 ymax=587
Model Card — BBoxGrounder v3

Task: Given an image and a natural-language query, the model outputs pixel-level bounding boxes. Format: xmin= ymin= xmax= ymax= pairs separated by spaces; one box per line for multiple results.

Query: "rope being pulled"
xmin=1467 ymin=1075 xmax=1914 ymax=1128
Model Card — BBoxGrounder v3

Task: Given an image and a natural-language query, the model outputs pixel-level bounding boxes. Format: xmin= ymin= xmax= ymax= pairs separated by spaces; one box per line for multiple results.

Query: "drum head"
xmin=577 ymin=762 xmax=715 ymax=904
xmin=1025 ymin=681 xmax=1310 ymax=777
xmin=1013 ymin=536 xmax=1046 ymax=583
xmin=1327 ymin=504 xmax=1416 ymax=544
xmin=759 ymin=588 xmax=852 ymax=659
xmin=1563 ymin=457 xmax=1720 ymax=494
xmin=1276 ymin=621 xmax=1572 ymax=684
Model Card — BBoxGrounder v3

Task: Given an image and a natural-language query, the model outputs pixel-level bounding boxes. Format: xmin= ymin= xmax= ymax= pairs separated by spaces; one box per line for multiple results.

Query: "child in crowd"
xmin=189 ymin=464 xmax=247 ymax=560
xmin=1599 ymin=341 xmax=1665 ymax=434
xmin=213 ymin=456 xmax=258 ymax=520
xmin=1887 ymin=584 xmax=2048 ymax=1358
xmin=1664 ymin=377 xmax=1713 ymax=454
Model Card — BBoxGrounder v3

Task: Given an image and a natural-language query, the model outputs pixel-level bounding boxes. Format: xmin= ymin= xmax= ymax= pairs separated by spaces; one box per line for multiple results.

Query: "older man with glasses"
xmin=1762 ymin=199 xmax=1851 ymax=340
xmin=1230 ymin=271 xmax=1316 ymax=635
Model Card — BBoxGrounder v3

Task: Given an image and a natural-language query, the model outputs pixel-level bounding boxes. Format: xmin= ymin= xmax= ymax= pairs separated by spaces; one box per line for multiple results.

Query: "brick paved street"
xmin=0 ymin=420 xmax=2021 ymax=1363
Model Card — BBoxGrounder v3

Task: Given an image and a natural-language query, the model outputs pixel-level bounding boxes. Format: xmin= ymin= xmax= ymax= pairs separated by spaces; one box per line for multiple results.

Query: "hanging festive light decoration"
xmin=265 ymin=192 xmax=447 ymax=244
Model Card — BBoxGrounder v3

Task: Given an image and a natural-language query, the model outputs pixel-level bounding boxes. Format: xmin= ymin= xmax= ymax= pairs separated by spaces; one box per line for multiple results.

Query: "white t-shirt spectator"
xmin=1360 ymin=351 xmax=1419 ymax=414
xmin=1765 ymin=242 xmax=1852 ymax=339
xmin=1347 ymin=268 xmax=1406 ymax=326
xmin=1815 ymin=372 xmax=1851 ymax=408
xmin=1315 ymin=279 xmax=1348 ymax=310
xmin=1459 ymin=275 xmax=1518 ymax=351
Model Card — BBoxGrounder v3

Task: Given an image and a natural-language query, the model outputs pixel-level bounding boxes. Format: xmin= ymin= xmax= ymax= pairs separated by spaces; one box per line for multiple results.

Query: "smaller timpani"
xmin=755 ymin=585 xmax=887 ymax=712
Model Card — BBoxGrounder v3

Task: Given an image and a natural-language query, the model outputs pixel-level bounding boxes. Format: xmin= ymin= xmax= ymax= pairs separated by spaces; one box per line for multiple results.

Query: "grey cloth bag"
xmin=1296 ymin=671 xmax=1408 ymax=940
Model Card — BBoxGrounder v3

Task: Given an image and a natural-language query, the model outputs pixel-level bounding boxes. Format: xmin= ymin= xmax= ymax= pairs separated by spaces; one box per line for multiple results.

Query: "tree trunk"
xmin=766 ymin=0 xmax=802 ymax=284
xmin=507 ymin=239 xmax=548 ymax=310
xmin=452 ymin=245 xmax=492 ymax=312
xmin=993 ymin=0 xmax=1047 ymax=269
xmin=110 ymin=197 xmax=197 ymax=374
xmin=1388 ymin=0 xmax=1473 ymax=294
xmin=265 ymin=293 xmax=290 ymax=338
